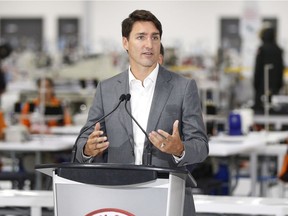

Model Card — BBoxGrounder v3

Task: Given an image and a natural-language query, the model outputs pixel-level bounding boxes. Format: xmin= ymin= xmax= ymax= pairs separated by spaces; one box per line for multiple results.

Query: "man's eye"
xmin=152 ymin=36 xmax=160 ymax=41
xmin=137 ymin=36 xmax=145 ymax=40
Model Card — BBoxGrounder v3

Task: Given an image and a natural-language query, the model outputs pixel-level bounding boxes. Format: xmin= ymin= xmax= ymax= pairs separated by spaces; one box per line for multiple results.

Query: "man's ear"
xmin=122 ymin=37 xmax=128 ymax=51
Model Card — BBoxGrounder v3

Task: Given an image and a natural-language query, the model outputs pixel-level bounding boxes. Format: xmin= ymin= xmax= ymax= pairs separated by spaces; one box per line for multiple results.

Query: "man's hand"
xmin=148 ymin=120 xmax=184 ymax=157
xmin=83 ymin=122 xmax=109 ymax=157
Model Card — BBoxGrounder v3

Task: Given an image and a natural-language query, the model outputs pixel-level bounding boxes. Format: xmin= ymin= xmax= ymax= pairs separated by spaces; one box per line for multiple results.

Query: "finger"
xmin=156 ymin=129 xmax=170 ymax=140
xmin=95 ymin=142 xmax=109 ymax=150
xmin=94 ymin=122 xmax=101 ymax=131
xmin=94 ymin=135 xmax=107 ymax=144
xmin=89 ymin=124 xmax=103 ymax=139
xmin=172 ymin=120 xmax=179 ymax=136
xmin=148 ymin=131 xmax=167 ymax=151
xmin=149 ymin=131 xmax=165 ymax=144
xmin=88 ymin=131 xmax=101 ymax=141
xmin=95 ymin=122 xmax=103 ymax=136
xmin=93 ymin=142 xmax=109 ymax=155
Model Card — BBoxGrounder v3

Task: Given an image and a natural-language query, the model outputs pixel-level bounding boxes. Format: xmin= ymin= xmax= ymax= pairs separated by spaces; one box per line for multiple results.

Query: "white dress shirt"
xmin=82 ymin=64 xmax=184 ymax=163
xmin=129 ymin=65 xmax=159 ymax=165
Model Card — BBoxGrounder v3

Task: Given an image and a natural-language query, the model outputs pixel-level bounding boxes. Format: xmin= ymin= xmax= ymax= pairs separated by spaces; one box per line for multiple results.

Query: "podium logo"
xmin=86 ymin=208 xmax=135 ymax=216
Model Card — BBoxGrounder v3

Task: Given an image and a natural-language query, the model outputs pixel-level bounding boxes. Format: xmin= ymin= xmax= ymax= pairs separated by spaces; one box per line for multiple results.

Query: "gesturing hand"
xmin=84 ymin=122 xmax=109 ymax=157
xmin=148 ymin=120 xmax=184 ymax=157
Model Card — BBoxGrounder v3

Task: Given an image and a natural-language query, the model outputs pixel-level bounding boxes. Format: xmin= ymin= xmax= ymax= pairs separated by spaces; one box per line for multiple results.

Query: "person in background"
xmin=253 ymin=24 xmax=285 ymax=112
xmin=0 ymin=67 xmax=6 ymax=140
xmin=158 ymin=42 xmax=164 ymax=64
xmin=19 ymin=78 xmax=72 ymax=177
xmin=0 ymin=43 xmax=12 ymax=139
xmin=74 ymin=10 xmax=208 ymax=216
xmin=20 ymin=77 xmax=71 ymax=133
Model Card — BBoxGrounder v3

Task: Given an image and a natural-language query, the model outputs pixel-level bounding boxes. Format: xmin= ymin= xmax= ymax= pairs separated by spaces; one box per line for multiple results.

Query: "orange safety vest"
xmin=0 ymin=110 xmax=6 ymax=140
xmin=21 ymin=97 xmax=71 ymax=128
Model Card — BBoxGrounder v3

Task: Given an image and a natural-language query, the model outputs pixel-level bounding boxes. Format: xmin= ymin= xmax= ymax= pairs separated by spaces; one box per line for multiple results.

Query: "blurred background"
xmin=0 ymin=0 xmax=288 ymax=203
xmin=0 ymin=1 xmax=288 ymax=119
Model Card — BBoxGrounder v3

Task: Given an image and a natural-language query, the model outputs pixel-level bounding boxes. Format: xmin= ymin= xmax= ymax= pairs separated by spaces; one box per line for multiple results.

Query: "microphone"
xmin=71 ymin=94 xmax=127 ymax=162
xmin=124 ymin=94 xmax=152 ymax=166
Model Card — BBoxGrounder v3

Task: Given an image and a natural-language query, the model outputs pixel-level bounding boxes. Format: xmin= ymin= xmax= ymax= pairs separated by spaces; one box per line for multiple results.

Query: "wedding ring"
xmin=160 ymin=143 xmax=165 ymax=148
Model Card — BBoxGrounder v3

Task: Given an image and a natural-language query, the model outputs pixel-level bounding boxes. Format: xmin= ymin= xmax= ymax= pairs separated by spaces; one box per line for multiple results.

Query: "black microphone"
xmin=71 ymin=94 xmax=127 ymax=162
xmin=124 ymin=93 xmax=152 ymax=166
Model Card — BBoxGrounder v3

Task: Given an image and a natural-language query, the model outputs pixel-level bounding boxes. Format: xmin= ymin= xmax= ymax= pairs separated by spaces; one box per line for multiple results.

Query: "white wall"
xmin=0 ymin=1 xmax=85 ymax=53
xmin=0 ymin=0 xmax=288 ymax=58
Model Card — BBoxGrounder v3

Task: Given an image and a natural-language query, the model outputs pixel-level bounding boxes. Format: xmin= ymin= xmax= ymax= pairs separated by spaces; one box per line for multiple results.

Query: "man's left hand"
xmin=148 ymin=120 xmax=184 ymax=157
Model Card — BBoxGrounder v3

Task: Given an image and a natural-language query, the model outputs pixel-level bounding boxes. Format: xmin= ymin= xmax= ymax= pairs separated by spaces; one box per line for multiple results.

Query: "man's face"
xmin=123 ymin=21 xmax=161 ymax=70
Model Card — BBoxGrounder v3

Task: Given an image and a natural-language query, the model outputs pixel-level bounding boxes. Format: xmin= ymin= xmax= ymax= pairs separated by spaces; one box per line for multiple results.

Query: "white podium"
xmin=36 ymin=163 xmax=196 ymax=216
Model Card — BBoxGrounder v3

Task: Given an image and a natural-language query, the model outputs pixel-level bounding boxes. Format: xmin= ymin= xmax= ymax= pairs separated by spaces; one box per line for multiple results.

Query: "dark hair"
xmin=36 ymin=77 xmax=54 ymax=88
xmin=122 ymin=10 xmax=162 ymax=39
xmin=260 ymin=27 xmax=276 ymax=44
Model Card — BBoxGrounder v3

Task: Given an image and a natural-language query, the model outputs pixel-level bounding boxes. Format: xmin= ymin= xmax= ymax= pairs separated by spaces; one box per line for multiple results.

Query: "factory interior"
xmin=0 ymin=1 xmax=288 ymax=215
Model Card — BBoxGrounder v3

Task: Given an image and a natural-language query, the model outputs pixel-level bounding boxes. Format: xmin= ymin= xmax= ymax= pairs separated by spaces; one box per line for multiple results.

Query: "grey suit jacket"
xmin=75 ymin=65 xmax=208 ymax=215
xmin=76 ymin=65 xmax=208 ymax=166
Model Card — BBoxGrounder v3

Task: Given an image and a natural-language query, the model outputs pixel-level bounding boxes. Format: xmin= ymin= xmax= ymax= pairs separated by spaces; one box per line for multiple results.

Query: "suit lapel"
xmin=115 ymin=71 xmax=134 ymax=149
xmin=146 ymin=67 xmax=173 ymax=135
xmin=115 ymin=68 xmax=173 ymax=152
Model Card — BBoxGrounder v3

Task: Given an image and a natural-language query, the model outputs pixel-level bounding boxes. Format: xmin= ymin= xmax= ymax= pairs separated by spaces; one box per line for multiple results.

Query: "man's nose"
xmin=144 ymin=38 xmax=153 ymax=48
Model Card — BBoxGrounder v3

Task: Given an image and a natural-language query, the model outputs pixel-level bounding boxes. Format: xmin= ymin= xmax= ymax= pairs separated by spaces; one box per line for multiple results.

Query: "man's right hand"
xmin=83 ymin=122 xmax=109 ymax=157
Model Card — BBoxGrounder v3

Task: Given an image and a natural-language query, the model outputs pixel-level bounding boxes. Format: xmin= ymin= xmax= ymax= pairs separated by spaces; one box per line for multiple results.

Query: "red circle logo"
xmin=86 ymin=208 xmax=135 ymax=216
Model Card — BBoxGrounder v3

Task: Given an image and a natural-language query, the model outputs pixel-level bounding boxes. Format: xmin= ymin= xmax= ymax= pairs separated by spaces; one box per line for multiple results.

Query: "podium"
xmin=36 ymin=163 xmax=197 ymax=216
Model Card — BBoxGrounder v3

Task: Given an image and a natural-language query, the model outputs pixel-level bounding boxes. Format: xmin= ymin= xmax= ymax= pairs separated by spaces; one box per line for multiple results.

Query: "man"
xmin=75 ymin=9 xmax=208 ymax=215
xmin=253 ymin=25 xmax=284 ymax=112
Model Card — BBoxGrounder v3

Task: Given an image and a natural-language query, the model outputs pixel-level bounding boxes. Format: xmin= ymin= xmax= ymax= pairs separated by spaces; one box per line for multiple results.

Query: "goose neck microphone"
xmin=124 ymin=93 xmax=152 ymax=166
xmin=71 ymin=94 xmax=126 ymax=163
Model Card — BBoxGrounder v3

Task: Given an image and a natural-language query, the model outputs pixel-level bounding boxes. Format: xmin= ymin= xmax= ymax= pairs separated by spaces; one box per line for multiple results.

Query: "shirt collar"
xmin=128 ymin=64 xmax=159 ymax=85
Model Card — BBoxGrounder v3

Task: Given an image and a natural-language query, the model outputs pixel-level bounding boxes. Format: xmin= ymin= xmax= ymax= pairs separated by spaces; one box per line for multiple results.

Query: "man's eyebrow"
xmin=152 ymin=32 xmax=160 ymax=35
xmin=135 ymin=32 xmax=160 ymax=36
xmin=136 ymin=32 xmax=147 ymax=36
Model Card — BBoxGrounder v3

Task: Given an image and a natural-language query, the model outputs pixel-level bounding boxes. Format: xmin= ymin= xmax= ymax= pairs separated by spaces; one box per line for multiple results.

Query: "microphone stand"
xmin=71 ymin=94 xmax=126 ymax=163
xmin=124 ymin=94 xmax=152 ymax=166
